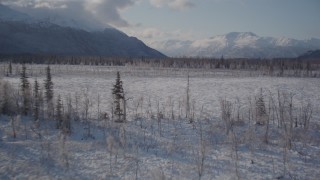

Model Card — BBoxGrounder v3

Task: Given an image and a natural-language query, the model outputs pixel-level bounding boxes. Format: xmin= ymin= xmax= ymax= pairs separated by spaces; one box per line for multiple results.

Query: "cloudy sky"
xmin=1 ymin=0 xmax=320 ymax=47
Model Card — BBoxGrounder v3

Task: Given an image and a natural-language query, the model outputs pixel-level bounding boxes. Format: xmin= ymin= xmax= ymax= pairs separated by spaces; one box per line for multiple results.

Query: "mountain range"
xmin=1 ymin=4 xmax=320 ymax=59
xmin=0 ymin=4 xmax=165 ymax=58
xmin=154 ymin=32 xmax=320 ymax=58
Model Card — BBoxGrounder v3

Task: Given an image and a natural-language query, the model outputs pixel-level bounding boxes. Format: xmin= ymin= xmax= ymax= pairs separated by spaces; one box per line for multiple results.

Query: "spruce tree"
xmin=9 ymin=61 xmax=12 ymax=75
xmin=256 ymin=88 xmax=267 ymax=125
xmin=56 ymin=95 xmax=63 ymax=129
xmin=44 ymin=66 xmax=54 ymax=117
xmin=33 ymin=79 xmax=40 ymax=122
xmin=21 ymin=64 xmax=31 ymax=115
xmin=44 ymin=66 xmax=54 ymax=102
xmin=112 ymin=72 xmax=125 ymax=122
xmin=1 ymin=82 xmax=15 ymax=116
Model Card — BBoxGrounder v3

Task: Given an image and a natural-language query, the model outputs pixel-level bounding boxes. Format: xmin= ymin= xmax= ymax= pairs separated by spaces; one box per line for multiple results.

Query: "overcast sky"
xmin=1 ymin=0 xmax=320 ymax=45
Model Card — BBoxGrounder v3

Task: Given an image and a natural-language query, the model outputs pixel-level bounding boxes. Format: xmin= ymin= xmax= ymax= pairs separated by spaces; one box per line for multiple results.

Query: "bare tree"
xmin=74 ymin=92 xmax=80 ymax=121
xmin=186 ymin=74 xmax=191 ymax=122
xmin=63 ymin=96 xmax=72 ymax=135
xmin=107 ymin=135 xmax=120 ymax=176
xmin=59 ymin=133 xmax=69 ymax=170
xmin=11 ymin=116 xmax=17 ymax=138
xmin=231 ymin=130 xmax=240 ymax=180
xmin=83 ymin=88 xmax=93 ymax=139
xmin=300 ymin=101 xmax=312 ymax=131
xmin=220 ymin=98 xmax=233 ymax=135
xmin=195 ymin=118 xmax=206 ymax=180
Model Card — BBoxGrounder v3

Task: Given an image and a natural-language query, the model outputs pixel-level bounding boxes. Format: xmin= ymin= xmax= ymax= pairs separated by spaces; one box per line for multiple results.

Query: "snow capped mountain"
xmin=157 ymin=32 xmax=320 ymax=58
xmin=39 ymin=15 xmax=105 ymax=32
xmin=0 ymin=4 xmax=165 ymax=58
xmin=0 ymin=4 xmax=106 ymax=31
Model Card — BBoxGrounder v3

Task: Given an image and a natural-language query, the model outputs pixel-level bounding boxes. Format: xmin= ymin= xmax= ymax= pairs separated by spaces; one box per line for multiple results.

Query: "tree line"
xmin=0 ymin=54 xmax=319 ymax=77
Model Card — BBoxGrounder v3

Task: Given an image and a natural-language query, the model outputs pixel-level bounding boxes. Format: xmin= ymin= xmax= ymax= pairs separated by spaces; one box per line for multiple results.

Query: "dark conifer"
xmin=33 ymin=79 xmax=40 ymax=123
xmin=44 ymin=65 xmax=54 ymax=117
xmin=9 ymin=61 xmax=12 ymax=75
xmin=56 ymin=95 xmax=63 ymax=129
xmin=44 ymin=66 xmax=54 ymax=103
xmin=256 ymin=88 xmax=267 ymax=125
xmin=21 ymin=64 xmax=30 ymax=115
xmin=112 ymin=72 xmax=125 ymax=122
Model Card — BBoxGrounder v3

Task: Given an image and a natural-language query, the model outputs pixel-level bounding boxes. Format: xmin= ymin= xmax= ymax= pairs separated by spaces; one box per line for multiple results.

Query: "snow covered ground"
xmin=1 ymin=64 xmax=320 ymax=179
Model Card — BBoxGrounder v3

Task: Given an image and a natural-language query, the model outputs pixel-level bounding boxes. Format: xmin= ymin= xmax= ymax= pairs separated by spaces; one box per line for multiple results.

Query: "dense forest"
xmin=0 ymin=54 xmax=319 ymax=77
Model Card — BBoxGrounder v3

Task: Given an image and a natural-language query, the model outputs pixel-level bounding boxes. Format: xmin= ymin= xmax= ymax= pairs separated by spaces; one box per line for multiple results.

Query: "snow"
xmin=1 ymin=64 xmax=320 ymax=179
xmin=157 ymin=32 xmax=320 ymax=58
xmin=0 ymin=4 xmax=108 ymax=32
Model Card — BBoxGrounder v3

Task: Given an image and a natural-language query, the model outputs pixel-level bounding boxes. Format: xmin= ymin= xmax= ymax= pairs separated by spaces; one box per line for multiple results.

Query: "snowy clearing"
xmin=1 ymin=64 xmax=320 ymax=179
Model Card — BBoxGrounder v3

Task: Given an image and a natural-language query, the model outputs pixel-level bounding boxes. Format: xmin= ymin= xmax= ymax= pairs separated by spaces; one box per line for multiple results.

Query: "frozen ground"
xmin=2 ymin=64 xmax=320 ymax=119
xmin=1 ymin=64 xmax=320 ymax=179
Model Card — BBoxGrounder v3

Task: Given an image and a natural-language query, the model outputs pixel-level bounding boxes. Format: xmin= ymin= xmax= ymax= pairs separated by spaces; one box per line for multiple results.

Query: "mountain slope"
xmin=299 ymin=49 xmax=320 ymax=59
xmin=0 ymin=4 xmax=31 ymax=22
xmin=156 ymin=32 xmax=320 ymax=58
xmin=0 ymin=4 xmax=165 ymax=58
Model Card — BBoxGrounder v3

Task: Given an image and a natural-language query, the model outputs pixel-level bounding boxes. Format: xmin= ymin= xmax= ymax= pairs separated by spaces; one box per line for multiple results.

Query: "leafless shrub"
xmin=151 ymin=168 xmax=166 ymax=180
xmin=230 ymin=130 xmax=240 ymax=180
xmin=59 ymin=133 xmax=69 ymax=170
xmin=299 ymin=101 xmax=313 ymax=132
xmin=195 ymin=118 xmax=207 ymax=180
xmin=107 ymin=135 xmax=120 ymax=176
xmin=220 ymin=98 xmax=233 ymax=135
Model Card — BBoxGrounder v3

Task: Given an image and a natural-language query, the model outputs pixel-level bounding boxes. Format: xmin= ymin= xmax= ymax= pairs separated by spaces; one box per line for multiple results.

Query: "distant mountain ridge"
xmin=0 ymin=4 xmax=166 ymax=58
xmin=155 ymin=32 xmax=320 ymax=58
xmin=299 ymin=49 xmax=320 ymax=59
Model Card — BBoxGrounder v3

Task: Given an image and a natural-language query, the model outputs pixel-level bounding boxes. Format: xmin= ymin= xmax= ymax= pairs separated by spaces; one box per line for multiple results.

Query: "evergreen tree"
xmin=1 ymin=82 xmax=15 ymax=116
xmin=44 ymin=66 xmax=54 ymax=102
xmin=112 ymin=72 xmax=125 ymax=122
xmin=256 ymin=88 xmax=267 ymax=125
xmin=33 ymin=79 xmax=40 ymax=123
xmin=21 ymin=64 xmax=31 ymax=115
xmin=9 ymin=61 xmax=12 ymax=75
xmin=44 ymin=66 xmax=54 ymax=117
xmin=56 ymin=95 xmax=63 ymax=129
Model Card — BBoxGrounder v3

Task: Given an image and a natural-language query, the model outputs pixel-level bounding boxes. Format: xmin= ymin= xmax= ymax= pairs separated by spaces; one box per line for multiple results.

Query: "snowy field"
xmin=1 ymin=64 xmax=320 ymax=179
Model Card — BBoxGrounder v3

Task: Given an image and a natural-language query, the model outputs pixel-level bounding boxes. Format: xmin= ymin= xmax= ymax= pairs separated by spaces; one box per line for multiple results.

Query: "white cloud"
xmin=135 ymin=28 xmax=170 ymax=39
xmin=120 ymin=26 xmax=196 ymax=47
xmin=0 ymin=0 xmax=135 ymax=27
xmin=0 ymin=0 xmax=196 ymax=29
xmin=0 ymin=0 xmax=198 ymax=47
xmin=150 ymin=0 xmax=195 ymax=10
xmin=123 ymin=27 xmax=187 ymax=40
xmin=0 ymin=0 xmax=69 ymax=9
xmin=84 ymin=0 xmax=134 ymax=27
